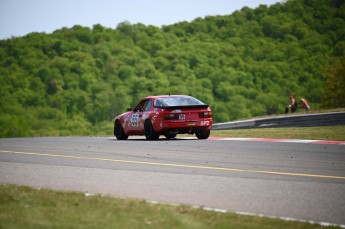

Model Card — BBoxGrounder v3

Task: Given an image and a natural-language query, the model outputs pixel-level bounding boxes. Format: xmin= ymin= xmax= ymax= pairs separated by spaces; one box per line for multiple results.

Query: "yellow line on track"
xmin=1 ymin=150 xmax=345 ymax=180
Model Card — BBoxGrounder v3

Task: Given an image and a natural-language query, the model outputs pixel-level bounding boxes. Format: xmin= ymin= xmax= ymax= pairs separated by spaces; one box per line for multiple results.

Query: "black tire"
xmin=164 ymin=133 xmax=177 ymax=140
xmin=114 ymin=120 xmax=128 ymax=140
xmin=195 ymin=129 xmax=210 ymax=139
xmin=144 ymin=120 xmax=159 ymax=140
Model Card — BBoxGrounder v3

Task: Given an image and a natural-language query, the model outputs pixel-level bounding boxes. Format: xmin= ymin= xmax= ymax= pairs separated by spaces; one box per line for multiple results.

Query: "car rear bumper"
xmin=158 ymin=119 xmax=212 ymax=134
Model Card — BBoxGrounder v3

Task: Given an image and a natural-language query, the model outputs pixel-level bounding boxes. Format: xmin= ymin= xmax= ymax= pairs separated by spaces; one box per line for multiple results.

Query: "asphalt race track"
xmin=1 ymin=136 xmax=345 ymax=226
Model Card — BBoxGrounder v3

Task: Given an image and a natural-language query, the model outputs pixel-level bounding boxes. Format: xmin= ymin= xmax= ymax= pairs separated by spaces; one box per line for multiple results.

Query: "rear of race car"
xmin=152 ymin=96 xmax=213 ymax=139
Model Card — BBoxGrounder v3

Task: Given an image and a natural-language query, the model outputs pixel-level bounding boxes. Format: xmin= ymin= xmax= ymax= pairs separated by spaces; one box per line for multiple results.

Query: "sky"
xmin=0 ymin=0 xmax=280 ymax=40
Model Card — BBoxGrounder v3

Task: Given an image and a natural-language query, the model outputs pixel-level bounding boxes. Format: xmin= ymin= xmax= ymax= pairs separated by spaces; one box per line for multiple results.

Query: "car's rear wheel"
xmin=114 ymin=120 xmax=128 ymax=140
xmin=195 ymin=129 xmax=210 ymax=139
xmin=164 ymin=133 xmax=177 ymax=140
xmin=144 ymin=120 xmax=159 ymax=140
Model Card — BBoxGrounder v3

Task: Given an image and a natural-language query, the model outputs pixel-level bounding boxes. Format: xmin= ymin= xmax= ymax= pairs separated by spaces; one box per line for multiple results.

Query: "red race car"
xmin=114 ymin=95 xmax=213 ymax=140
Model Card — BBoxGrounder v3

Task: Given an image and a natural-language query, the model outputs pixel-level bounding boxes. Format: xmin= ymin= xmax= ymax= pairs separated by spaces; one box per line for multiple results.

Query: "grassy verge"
xmin=0 ymin=184 xmax=341 ymax=229
xmin=211 ymin=126 xmax=345 ymax=141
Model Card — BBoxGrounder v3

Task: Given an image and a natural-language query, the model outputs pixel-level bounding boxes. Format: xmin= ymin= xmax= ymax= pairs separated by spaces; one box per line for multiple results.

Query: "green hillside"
xmin=1 ymin=0 xmax=344 ymax=137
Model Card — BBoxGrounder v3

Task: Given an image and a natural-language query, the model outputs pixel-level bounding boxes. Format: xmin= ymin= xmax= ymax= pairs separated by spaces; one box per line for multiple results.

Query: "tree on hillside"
xmin=322 ymin=52 xmax=345 ymax=108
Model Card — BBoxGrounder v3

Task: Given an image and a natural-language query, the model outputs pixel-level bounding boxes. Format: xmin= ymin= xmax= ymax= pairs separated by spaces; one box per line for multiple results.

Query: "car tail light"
xmin=199 ymin=111 xmax=212 ymax=118
xmin=164 ymin=114 xmax=179 ymax=120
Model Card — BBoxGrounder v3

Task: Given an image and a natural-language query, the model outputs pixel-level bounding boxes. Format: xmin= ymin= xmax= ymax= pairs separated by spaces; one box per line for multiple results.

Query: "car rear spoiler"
xmin=154 ymin=104 xmax=209 ymax=109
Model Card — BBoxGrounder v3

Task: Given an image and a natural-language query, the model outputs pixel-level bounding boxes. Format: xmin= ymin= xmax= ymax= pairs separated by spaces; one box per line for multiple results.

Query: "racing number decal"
xmin=131 ymin=114 xmax=139 ymax=127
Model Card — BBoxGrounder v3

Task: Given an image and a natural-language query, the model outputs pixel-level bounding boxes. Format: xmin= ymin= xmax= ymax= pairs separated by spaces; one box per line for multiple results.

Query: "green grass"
xmin=211 ymin=126 xmax=345 ymax=141
xmin=209 ymin=109 xmax=345 ymax=141
xmin=0 ymin=184 xmax=341 ymax=229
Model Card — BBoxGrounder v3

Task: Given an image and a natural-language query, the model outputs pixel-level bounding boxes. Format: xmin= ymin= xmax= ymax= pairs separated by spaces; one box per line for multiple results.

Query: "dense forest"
xmin=0 ymin=0 xmax=344 ymax=137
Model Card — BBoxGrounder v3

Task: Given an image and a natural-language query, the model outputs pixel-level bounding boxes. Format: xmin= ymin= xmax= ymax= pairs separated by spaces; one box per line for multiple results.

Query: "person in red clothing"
xmin=300 ymin=98 xmax=310 ymax=111
xmin=285 ymin=96 xmax=298 ymax=114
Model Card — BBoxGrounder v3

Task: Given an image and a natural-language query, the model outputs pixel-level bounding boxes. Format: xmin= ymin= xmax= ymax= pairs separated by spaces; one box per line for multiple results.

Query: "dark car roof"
xmin=144 ymin=95 xmax=189 ymax=99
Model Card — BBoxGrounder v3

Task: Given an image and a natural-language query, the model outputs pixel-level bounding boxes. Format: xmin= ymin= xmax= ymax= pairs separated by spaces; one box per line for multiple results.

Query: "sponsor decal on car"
xmin=179 ymin=114 xmax=185 ymax=120
xmin=152 ymin=114 xmax=158 ymax=124
xmin=201 ymin=121 xmax=210 ymax=126
xmin=142 ymin=113 xmax=149 ymax=120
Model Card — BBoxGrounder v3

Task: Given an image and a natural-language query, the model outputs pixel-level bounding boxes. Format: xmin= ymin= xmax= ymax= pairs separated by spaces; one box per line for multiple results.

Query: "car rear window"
xmin=154 ymin=96 xmax=205 ymax=107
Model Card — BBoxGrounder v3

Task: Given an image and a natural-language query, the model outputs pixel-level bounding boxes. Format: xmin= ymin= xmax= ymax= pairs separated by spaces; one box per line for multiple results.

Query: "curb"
xmin=208 ymin=137 xmax=345 ymax=145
